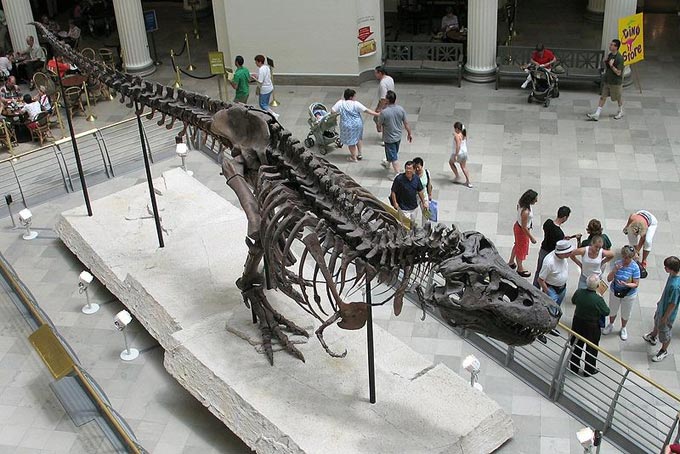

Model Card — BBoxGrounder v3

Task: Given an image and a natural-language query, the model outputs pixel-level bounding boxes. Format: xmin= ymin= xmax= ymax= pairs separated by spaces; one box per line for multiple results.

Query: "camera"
xmin=18 ymin=208 xmax=33 ymax=225
xmin=79 ymin=271 xmax=93 ymax=287
xmin=113 ymin=310 xmax=132 ymax=331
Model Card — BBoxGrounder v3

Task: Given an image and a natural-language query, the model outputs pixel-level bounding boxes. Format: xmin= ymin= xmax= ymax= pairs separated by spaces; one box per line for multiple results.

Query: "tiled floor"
xmin=1 ymin=1 xmax=679 ymax=453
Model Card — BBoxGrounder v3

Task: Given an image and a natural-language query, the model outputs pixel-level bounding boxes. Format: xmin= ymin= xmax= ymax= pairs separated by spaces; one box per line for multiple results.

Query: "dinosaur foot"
xmin=244 ymin=287 xmax=310 ymax=365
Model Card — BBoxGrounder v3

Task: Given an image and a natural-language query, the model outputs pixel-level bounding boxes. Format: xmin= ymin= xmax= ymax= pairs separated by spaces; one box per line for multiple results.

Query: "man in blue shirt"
xmin=643 ymin=256 xmax=680 ymax=362
xmin=390 ymin=161 xmax=428 ymax=227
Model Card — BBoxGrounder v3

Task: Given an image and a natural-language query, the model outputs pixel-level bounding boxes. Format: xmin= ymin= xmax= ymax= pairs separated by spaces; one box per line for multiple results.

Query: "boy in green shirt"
xmin=643 ymin=256 xmax=680 ymax=362
xmin=230 ymin=55 xmax=250 ymax=104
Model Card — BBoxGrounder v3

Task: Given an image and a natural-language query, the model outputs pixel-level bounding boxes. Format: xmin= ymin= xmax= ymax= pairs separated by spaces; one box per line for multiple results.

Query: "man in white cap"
xmin=538 ymin=239 xmax=575 ymax=336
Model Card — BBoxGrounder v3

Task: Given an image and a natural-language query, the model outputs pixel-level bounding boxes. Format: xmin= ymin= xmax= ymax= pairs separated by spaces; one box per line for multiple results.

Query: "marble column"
xmin=601 ymin=0 xmax=636 ymax=82
xmin=112 ymin=0 xmax=155 ymax=76
xmin=1 ymin=0 xmax=36 ymax=54
xmin=464 ymin=0 xmax=499 ymax=83
xmin=585 ymin=0 xmax=605 ymax=23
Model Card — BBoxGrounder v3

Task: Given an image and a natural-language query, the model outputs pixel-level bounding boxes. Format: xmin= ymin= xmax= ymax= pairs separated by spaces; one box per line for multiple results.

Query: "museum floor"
xmin=1 ymin=1 xmax=680 ymax=453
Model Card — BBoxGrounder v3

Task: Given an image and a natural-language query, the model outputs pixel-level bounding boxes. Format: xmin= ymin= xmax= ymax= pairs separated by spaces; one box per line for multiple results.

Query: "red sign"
xmin=358 ymin=26 xmax=373 ymax=42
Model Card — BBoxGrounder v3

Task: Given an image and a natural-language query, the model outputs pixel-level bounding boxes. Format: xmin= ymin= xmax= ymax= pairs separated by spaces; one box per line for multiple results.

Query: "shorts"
xmin=608 ymin=290 xmax=637 ymax=320
xmin=654 ymin=311 xmax=673 ymax=344
xmin=258 ymin=91 xmax=272 ymax=110
xmin=384 ymin=141 xmax=400 ymax=162
xmin=627 ymin=218 xmax=657 ymax=252
xmin=512 ymin=221 xmax=530 ymax=260
xmin=601 ymin=83 xmax=622 ymax=102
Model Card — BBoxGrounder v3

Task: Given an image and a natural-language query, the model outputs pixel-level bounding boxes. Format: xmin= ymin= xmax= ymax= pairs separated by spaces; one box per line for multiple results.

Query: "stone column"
xmin=1 ymin=0 xmax=36 ymax=54
xmin=112 ymin=0 xmax=155 ymax=76
xmin=585 ymin=0 xmax=605 ymax=23
xmin=601 ymin=0 xmax=636 ymax=82
xmin=464 ymin=0 xmax=499 ymax=83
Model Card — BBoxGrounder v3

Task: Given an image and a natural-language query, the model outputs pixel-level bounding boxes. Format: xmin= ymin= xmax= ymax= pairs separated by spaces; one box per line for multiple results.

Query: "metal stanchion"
xmin=365 ymin=280 xmax=376 ymax=404
xmin=270 ymin=69 xmax=280 ymax=107
xmin=82 ymin=82 xmax=97 ymax=122
xmin=171 ymin=50 xmax=182 ymax=88
xmin=185 ymin=34 xmax=195 ymax=71
xmin=190 ymin=0 xmax=200 ymax=39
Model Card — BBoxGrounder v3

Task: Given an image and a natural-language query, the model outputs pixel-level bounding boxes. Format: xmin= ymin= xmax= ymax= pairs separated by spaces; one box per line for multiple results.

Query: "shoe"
xmin=453 ymin=176 xmax=463 ymax=184
xmin=465 ymin=183 xmax=473 ymax=189
xmin=508 ymin=263 xmax=517 ymax=270
xmin=549 ymin=329 xmax=560 ymax=336
xmin=537 ymin=334 xmax=547 ymax=344
xmin=357 ymin=154 xmax=363 ymax=161
xmin=517 ymin=270 xmax=531 ymax=278
xmin=380 ymin=160 xmax=390 ymax=169
xmin=652 ymin=349 xmax=668 ymax=362
xmin=614 ymin=110 xmax=624 ymax=120
xmin=380 ymin=141 xmax=385 ymax=147
xmin=601 ymin=324 xmax=613 ymax=335
xmin=643 ymin=333 xmax=658 ymax=346
xmin=620 ymin=327 xmax=628 ymax=341
xmin=520 ymin=81 xmax=529 ymax=89
xmin=586 ymin=113 xmax=599 ymax=121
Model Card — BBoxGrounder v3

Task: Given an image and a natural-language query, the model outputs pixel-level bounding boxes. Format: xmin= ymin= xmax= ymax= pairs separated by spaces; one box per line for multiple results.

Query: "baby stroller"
xmin=303 ymin=102 xmax=342 ymax=155
xmin=526 ymin=65 xmax=559 ymax=107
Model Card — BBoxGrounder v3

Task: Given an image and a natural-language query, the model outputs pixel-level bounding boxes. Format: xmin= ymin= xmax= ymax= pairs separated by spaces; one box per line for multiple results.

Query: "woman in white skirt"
xmin=449 ymin=121 xmax=472 ymax=188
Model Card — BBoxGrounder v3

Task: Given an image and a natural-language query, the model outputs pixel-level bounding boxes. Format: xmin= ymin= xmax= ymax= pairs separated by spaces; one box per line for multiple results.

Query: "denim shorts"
xmin=259 ymin=92 xmax=272 ymax=110
xmin=384 ymin=141 xmax=400 ymax=162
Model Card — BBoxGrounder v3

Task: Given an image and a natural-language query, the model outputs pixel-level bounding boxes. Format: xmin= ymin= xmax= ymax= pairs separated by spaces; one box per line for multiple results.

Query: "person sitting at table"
xmin=47 ymin=55 xmax=71 ymax=78
xmin=38 ymin=86 xmax=52 ymax=114
xmin=521 ymin=43 xmax=557 ymax=89
xmin=40 ymin=15 xmax=60 ymax=34
xmin=15 ymin=36 xmax=46 ymax=87
xmin=0 ymin=76 xmax=21 ymax=98
xmin=0 ymin=49 xmax=14 ymax=78
xmin=60 ymin=20 xmax=81 ymax=48
xmin=441 ymin=7 xmax=459 ymax=33
xmin=21 ymin=93 xmax=42 ymax=126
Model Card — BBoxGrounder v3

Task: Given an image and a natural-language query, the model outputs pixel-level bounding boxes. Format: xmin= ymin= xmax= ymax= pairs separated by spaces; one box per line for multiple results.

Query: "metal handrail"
xmin=0 ymin=254 xmax=146 ymax=453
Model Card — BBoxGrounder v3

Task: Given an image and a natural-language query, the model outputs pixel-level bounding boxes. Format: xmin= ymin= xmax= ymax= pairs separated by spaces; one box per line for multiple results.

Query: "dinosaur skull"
xmin=430 ymin=231 xmax=561 ymax=345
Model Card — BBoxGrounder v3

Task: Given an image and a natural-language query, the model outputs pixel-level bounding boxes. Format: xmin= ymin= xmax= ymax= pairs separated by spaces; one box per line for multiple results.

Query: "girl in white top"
xmin=570 ymin=235 xmax=615 ymax=289
xmin=251 ymin=54 xmax=277 ymax=118
xmin=449 ymin=121 xmax=472 ymax=188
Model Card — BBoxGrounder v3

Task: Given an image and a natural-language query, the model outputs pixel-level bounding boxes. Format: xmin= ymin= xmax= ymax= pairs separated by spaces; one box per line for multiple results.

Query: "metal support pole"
xmin=56 ymin=67 xmax=92 ymax=217
xmin=185 ymin=34 xmax=195 ymax=71
xmin=366 ymin=279 xmax=376 ymax=404
xmin=150 ymin=32 xmax=161 ymax=65
xmin=122 ymin=330 xmax=130 ymax=354
xmin=134 ymin=102 xmax=164 ymax=249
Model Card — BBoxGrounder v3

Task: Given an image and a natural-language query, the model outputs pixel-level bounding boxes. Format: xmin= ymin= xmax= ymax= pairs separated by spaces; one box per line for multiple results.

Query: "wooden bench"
xmin=495 ymin=46 xmax=605 ymax=89
xmin=383 ymin=42 xmax=464 ymax=87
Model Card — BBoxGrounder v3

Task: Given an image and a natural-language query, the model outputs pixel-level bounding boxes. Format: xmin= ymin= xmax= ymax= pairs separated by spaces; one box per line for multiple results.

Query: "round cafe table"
xmin=1 ymin=105 xmax=31 ymax=143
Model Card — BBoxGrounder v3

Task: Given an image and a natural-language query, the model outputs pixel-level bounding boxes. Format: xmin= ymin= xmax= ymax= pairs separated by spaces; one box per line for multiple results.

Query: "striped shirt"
xmin=611 ymin=260 xmax=640 ymax=296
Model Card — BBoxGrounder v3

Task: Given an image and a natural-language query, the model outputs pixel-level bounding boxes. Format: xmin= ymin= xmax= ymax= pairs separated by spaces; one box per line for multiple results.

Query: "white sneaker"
xmin=586 ymin=113 xmax=600 ymax=121
xmin=601 ymin=323 xmax=613 ymax=335
xmin=380 ymin=160 xmax=390 ymax=169
xmin=652 ymin=349 xmax=668 ymax=362
xmin=520 ymin=81 xmax=529 ymax=89
xmin=620 ymin=327 xmax=628 ymax=341
xmin=614 ymin=110 xmax=624 ymax=120
xmin=643 ymin=333 xmax=658 ymax=346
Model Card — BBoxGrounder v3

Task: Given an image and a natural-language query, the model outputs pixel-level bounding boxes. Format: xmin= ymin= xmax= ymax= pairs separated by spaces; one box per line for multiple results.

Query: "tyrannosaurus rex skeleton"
xmin=36 ymin=25 xmax=561 ymax=364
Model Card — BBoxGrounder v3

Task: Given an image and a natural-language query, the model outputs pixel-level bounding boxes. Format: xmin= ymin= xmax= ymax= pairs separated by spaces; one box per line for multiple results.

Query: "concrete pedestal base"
xmin=55 ymin=168 xmax=513 ymax=453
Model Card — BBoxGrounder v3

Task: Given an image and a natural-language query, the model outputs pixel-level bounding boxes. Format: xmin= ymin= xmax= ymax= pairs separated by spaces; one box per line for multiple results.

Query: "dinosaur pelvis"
xmin=337 ymin=302 xmax=368 ymax=330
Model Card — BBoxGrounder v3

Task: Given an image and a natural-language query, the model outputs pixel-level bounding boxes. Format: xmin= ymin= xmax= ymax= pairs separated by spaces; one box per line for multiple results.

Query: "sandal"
xmin=508 ymin=263 xmax=517 ymax=269
xmin=517 ymin=270 xmax=531 ymax=278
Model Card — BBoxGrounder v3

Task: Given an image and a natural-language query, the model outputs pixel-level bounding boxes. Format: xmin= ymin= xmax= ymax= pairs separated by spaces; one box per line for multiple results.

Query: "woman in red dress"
xmin=508 ymin=189 xmax=538 ymax=277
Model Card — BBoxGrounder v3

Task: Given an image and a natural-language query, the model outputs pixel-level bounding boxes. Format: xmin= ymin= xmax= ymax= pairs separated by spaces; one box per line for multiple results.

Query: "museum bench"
xmin=495 ymin=46 xmax=605 ymax=89
xmin=383 ymin=42 xmax=464 ymax=87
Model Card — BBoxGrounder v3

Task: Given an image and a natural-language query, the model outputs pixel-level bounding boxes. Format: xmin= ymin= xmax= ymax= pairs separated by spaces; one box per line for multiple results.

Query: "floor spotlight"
xmin=462 ymin=354 xmax=483 ymax=392
xmin=114 ymin=310 xmax=139 ymax=361
xmin=5 ymin=194 xmax=16 ymax=228
xmin=18 ymin=209 xmax=38 ymax=240
xmin=175 ymin=138 xmax=193 ymax=176
xmin=79 ymin=271 xmax=99 ymax=314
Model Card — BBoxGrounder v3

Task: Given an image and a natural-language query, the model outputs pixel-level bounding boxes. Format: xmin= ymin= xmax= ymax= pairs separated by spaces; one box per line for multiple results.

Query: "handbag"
xmin=636 ymin=260 xmax=648 ymax=279
xmin=427 ymin=199 xmax=438 ymax=222
xmin=613 ymin=285 xmax=632 ymax=299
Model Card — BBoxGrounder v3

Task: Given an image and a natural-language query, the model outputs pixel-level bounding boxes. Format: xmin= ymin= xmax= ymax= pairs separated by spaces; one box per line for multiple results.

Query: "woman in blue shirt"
xmin=604 ymin=245 xmax=640 ymax=341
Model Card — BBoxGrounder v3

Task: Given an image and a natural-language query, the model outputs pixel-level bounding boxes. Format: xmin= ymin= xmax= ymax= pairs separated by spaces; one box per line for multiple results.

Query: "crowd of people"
xmin=507 ymin=190 xmax=679 ymax=375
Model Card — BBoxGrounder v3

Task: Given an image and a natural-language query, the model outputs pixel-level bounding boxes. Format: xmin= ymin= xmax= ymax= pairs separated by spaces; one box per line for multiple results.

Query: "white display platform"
xmin=55 ymin=168 xmax=514 ymax=454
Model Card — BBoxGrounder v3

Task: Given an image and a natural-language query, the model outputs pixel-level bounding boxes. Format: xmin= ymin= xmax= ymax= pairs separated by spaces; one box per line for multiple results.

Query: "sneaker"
xmin=652 ymin=349 xmax=668 ymax=362
xmin=520 ymin=81 xmax=529 ymax=89
xmin=357 ymin=154 xmax=363 ymax=161
xmin=586 ymin=113 xmax=600 ymax=121
xmin=614 ymin=110 xmax=624 ymax=120
xmin=602 ymin=323 xmax=613 ymax=335
xmin=465 ymin=182 xmax=474 ymax=189
xmin=643 ymin=333 xmax=658 ymax=346
xmin=380 ymin=159 xmax=390 ymax=169
xmin=620 ymin=327 xmax=628 ymax=341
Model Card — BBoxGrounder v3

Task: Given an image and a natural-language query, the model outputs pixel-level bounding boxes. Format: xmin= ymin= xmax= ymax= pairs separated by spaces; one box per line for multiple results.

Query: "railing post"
xmin=603 ymin=369 xmax=629 ymax=434
xmin=54 ymin=144 xmax=74 ymax=192
xmin=8 ymin=160 xmax=27 ymax=207
xmin=548 ymin=338 xmax=574 ymax=401
xmin=51 ymin=145 xmax=71 ymax=194
xmin=659 ymin=411 xmax=680 ymax=454
xmin=505 ymin=346 xmax=515 ymax=367
xmin=92 ymin=130 xmax=111 ymax=178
